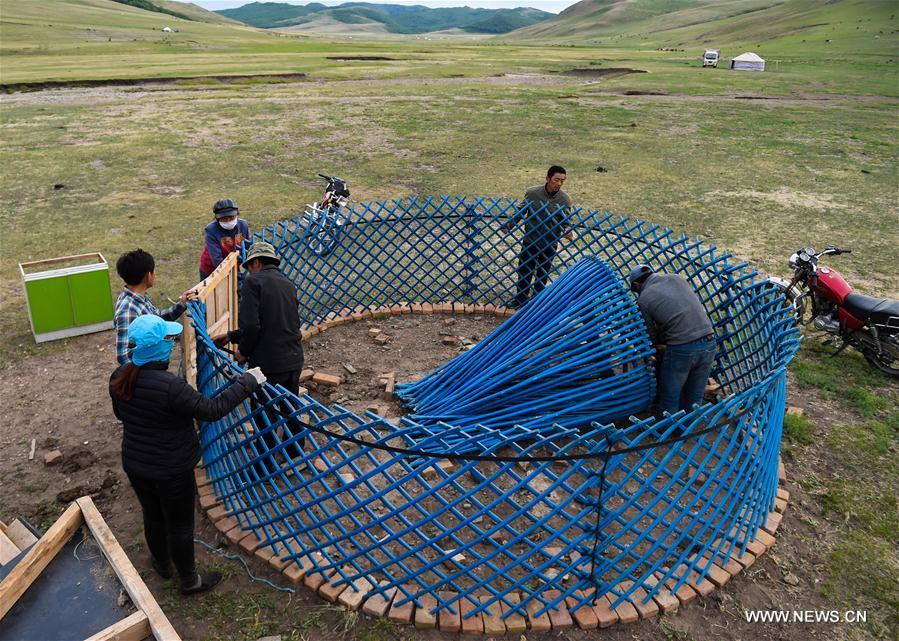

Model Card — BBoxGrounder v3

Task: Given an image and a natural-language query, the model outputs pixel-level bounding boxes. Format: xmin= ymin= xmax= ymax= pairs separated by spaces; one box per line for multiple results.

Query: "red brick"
xmin=215 ymin=515 xmax=238 ymax=534
xmin=591 ymin=594 xmax=619 ymax=628
xmin=499 ymin=593 xmax=527 ymax=633
xmin=460 ymin=597 xmax=484 ymax=634
xmin=388 ymin=591 xmax=415 ymax=625
xmin=238 ymin=532 xmax=262 ymax=554
xmin=207 ymin=505 xmax=232 ymax=522
xmin=268 ymin=553 xmax=289 ymax=572
xmin=776 ymin=487 xmax=790 ymax=502
xmin=746 ymin=538 xmax=767 ymax=558
xmin=312 ymin=372 xmax=341 ymax=387
xmin=481 ymin=596 xmax=506 ymax=635
xmin=644 ymin=574 xmax=679 ymax=614
xmin=566 ymin=593 xmax=598 ymax=629
xmin=622 ymin=582 xmax=659 ymax=619
xmin=755 ymin=528 xmax=777 ymax=549
xmin=199 ymin=493 xmax=220 ymax=510
xmin=764 ymin=511 xmax=783 ymax=535
xmin=414 ymin=593 xmax=438 ymax=629
xmin=437 ymin=592 xmax=462 ymax=632
xmin=524 ymin=597 xmax=552 ymax=632
xmin=362 ymin=583 xmax=396 ymax=618
xmin=778 ymin=459 xmax=787 ymax=483
xmin=283 ymin=562 xmax=306 ymax=584
xmin=254 ymin=545 xmax=275 ymax=564
xmin=420 ymin=303 xmax=434 ymax=314
xmin=318 ymin=572 xmax=349 ymax=603
xmin=338 ymin=577 xmax=374 ymax=610
xmin=610 ymin=593 xmax=639 ymax=624
xmin=224 ymin=524 xmax=246 ymax=546
xmin=660 ymin=572 xmax=698 ymax=606
xmin=544 ymin=590 xmax=573 ymax=629
xmin=775 ymin=497 xmax=788 ymax=513
xmin=304 ymin=567 xmax=330 ymax=592
xmin=702 ymin=559 xmax=731 ymax=588
xmin=194 ymin=467 xmax=210 ymax=486
xmin=735 ymin=548 xmax=757 ymax=569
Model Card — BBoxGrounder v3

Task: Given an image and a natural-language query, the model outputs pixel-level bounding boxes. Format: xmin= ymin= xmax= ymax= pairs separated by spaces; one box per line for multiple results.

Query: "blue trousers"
xmin=658 ymin=336 xmax=716 ymax=415
xmin=514 ymin=240 xmax=557 ymax=306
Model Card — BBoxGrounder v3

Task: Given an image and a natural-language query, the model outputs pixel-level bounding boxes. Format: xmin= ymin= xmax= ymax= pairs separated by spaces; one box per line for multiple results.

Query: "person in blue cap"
xmin=629 ymin=265 xmax=716 ymax=416
xmin=109 ymin=314 xmax=266 ymax=595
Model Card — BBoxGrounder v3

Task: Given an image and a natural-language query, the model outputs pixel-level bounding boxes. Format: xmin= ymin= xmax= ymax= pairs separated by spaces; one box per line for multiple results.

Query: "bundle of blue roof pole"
xmin=395 ymin=257 xmax=656 ymax=435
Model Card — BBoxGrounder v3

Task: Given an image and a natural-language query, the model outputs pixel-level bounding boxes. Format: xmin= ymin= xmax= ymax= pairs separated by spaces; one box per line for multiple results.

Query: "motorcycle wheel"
xmin=858 ymin=339 xmax=899 ymax=378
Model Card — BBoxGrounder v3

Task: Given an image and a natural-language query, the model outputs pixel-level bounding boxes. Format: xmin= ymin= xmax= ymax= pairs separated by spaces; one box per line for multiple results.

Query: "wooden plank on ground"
xmin=84 ymin=610 xmax=151 ymax=641
xmin=4 ymin=520 xmax=39 ymax=551
xmin=0 ymin=530 xmax=20 ymax=565
xmin=0 ymin=502 xmax=83 ymax=619
xmin=76 ymin=497 xmax=180 ymax=641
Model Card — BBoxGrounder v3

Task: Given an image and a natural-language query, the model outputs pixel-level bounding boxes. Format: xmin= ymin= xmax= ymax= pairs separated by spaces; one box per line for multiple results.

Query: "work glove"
xmin=246 ymin=367 xmax=266 ymax=385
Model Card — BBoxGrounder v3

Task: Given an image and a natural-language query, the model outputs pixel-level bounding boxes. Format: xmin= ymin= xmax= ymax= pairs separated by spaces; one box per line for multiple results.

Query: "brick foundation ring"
xmin=187 ymin=195 xmax=799 ymax=631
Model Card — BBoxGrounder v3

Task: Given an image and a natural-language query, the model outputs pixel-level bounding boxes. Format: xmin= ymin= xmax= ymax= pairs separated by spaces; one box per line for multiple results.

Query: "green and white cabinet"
xmin=19 ymin=252 xmax=115 ymax=343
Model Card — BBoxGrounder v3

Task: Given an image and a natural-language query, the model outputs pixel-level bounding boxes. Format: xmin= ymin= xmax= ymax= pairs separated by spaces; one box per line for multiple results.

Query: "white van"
xmin=703 ymin=49 xmax=720 ymax=68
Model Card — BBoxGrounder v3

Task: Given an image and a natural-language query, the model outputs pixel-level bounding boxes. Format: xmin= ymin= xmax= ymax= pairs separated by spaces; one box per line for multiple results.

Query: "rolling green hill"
xmin=109 ymin=0 xmax=241 ymax=23
xmin=507 ymin=0 xmax=899 ymax=55
xmin=217 ymin=1 xmax=554 ymax=34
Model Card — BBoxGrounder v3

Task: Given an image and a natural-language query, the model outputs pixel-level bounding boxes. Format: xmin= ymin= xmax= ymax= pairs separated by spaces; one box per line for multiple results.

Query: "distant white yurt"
xmin=730 ymin=52 xmax=765 ymax=71
xmin=162 ymin=26 xmax=173 ymax=33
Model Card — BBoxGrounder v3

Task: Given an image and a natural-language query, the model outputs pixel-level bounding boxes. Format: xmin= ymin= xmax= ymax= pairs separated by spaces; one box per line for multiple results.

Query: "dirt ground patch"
xmin=303 ymin=313 xmax=503 ymax=418
xmin=705 ymin=188 xmax=847 ymax=211
xmin=0 ymin=320 xmax=883 ymax=640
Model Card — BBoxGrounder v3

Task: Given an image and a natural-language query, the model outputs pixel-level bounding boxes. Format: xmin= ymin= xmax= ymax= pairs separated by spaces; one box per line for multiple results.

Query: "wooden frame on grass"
xmin=0 ymin=496 xmax=180 ymax=641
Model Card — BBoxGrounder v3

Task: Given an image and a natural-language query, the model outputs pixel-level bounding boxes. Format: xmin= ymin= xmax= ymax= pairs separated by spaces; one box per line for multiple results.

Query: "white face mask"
xmin=219 ymin=219 xmax=238 ymax=231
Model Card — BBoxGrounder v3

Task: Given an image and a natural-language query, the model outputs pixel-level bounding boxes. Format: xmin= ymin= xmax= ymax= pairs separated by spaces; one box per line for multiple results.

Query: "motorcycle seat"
xmin=843 ymin=293 xmax=899 ymax=325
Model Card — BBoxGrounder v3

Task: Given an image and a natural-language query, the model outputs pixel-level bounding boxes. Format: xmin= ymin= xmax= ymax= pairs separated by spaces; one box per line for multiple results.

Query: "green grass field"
xmin=0 ymin=2 xmax=897 ymax=638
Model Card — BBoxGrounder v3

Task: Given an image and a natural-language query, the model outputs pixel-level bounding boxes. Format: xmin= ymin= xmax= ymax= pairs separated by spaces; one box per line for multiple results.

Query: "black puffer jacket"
xmin=109 ymin=362 xmax=257 ymax=479
xmin=226 ymin=265 xmax=304 ymax=375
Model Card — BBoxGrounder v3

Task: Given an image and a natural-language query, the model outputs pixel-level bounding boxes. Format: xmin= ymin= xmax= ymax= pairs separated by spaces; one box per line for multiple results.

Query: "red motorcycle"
xmin=769 ymin=245 xmax=899 ymax=378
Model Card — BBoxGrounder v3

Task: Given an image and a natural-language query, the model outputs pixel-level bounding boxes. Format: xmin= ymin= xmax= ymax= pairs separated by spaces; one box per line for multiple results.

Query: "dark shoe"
xmin=180 ymin=571 xmax=223 ymax=595
xmin=151 ymin=557 xmax=173 ymax=579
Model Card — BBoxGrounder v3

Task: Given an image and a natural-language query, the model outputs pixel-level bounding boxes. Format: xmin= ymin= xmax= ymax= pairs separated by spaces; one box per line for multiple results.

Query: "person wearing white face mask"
xmin=198 ymin=198 xmax=250 ymax=280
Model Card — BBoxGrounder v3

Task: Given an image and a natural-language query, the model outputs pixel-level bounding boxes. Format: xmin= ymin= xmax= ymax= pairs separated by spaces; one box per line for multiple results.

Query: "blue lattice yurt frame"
xmin=185 ymin=196 xmax=799 ymax=628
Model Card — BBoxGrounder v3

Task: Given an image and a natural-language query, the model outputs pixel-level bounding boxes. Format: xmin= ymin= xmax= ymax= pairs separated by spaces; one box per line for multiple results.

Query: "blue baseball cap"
xmin=128 ymin=314 xmax=183 ymax=366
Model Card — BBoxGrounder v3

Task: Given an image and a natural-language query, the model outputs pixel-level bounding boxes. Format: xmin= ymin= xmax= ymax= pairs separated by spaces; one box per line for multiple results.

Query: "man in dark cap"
xmin=198 ymin=198 xmax=250 ymax=280
xmin=212 ymin=242 xmax=305 ymax=471
xmin=629 ymin=265 xmax=716 ymax=416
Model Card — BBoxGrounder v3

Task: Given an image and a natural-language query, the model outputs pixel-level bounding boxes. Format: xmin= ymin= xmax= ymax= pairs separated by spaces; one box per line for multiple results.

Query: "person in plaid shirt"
xmin=114 ymin=249 xmax=198 ymax=365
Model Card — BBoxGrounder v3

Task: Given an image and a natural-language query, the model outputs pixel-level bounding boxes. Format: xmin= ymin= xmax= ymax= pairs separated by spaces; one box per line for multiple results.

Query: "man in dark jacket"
xmin=110 ymin=314 xmax=264 ymax=595
xmin=212 ymin=241 xmax=305 ymax=469
xmin=629 ymin=265 xmax=716 ymax=416
xmin=505 ymin=166 xmax=574 ymax=307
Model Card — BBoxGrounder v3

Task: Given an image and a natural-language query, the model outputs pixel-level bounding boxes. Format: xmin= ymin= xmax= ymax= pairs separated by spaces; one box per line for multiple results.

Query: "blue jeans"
xmin=658 ymin=336 xmax=716 ymax=415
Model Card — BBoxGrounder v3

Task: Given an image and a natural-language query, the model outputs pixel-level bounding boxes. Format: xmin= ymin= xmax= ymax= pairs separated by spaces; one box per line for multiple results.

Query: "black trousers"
xmin=127 ymin=469 xmax=196 ymax=582
xmin=253 ymin=369 xmax=304 ymax=475
xmin=515 ymin=240 xmax=558 ymax=306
